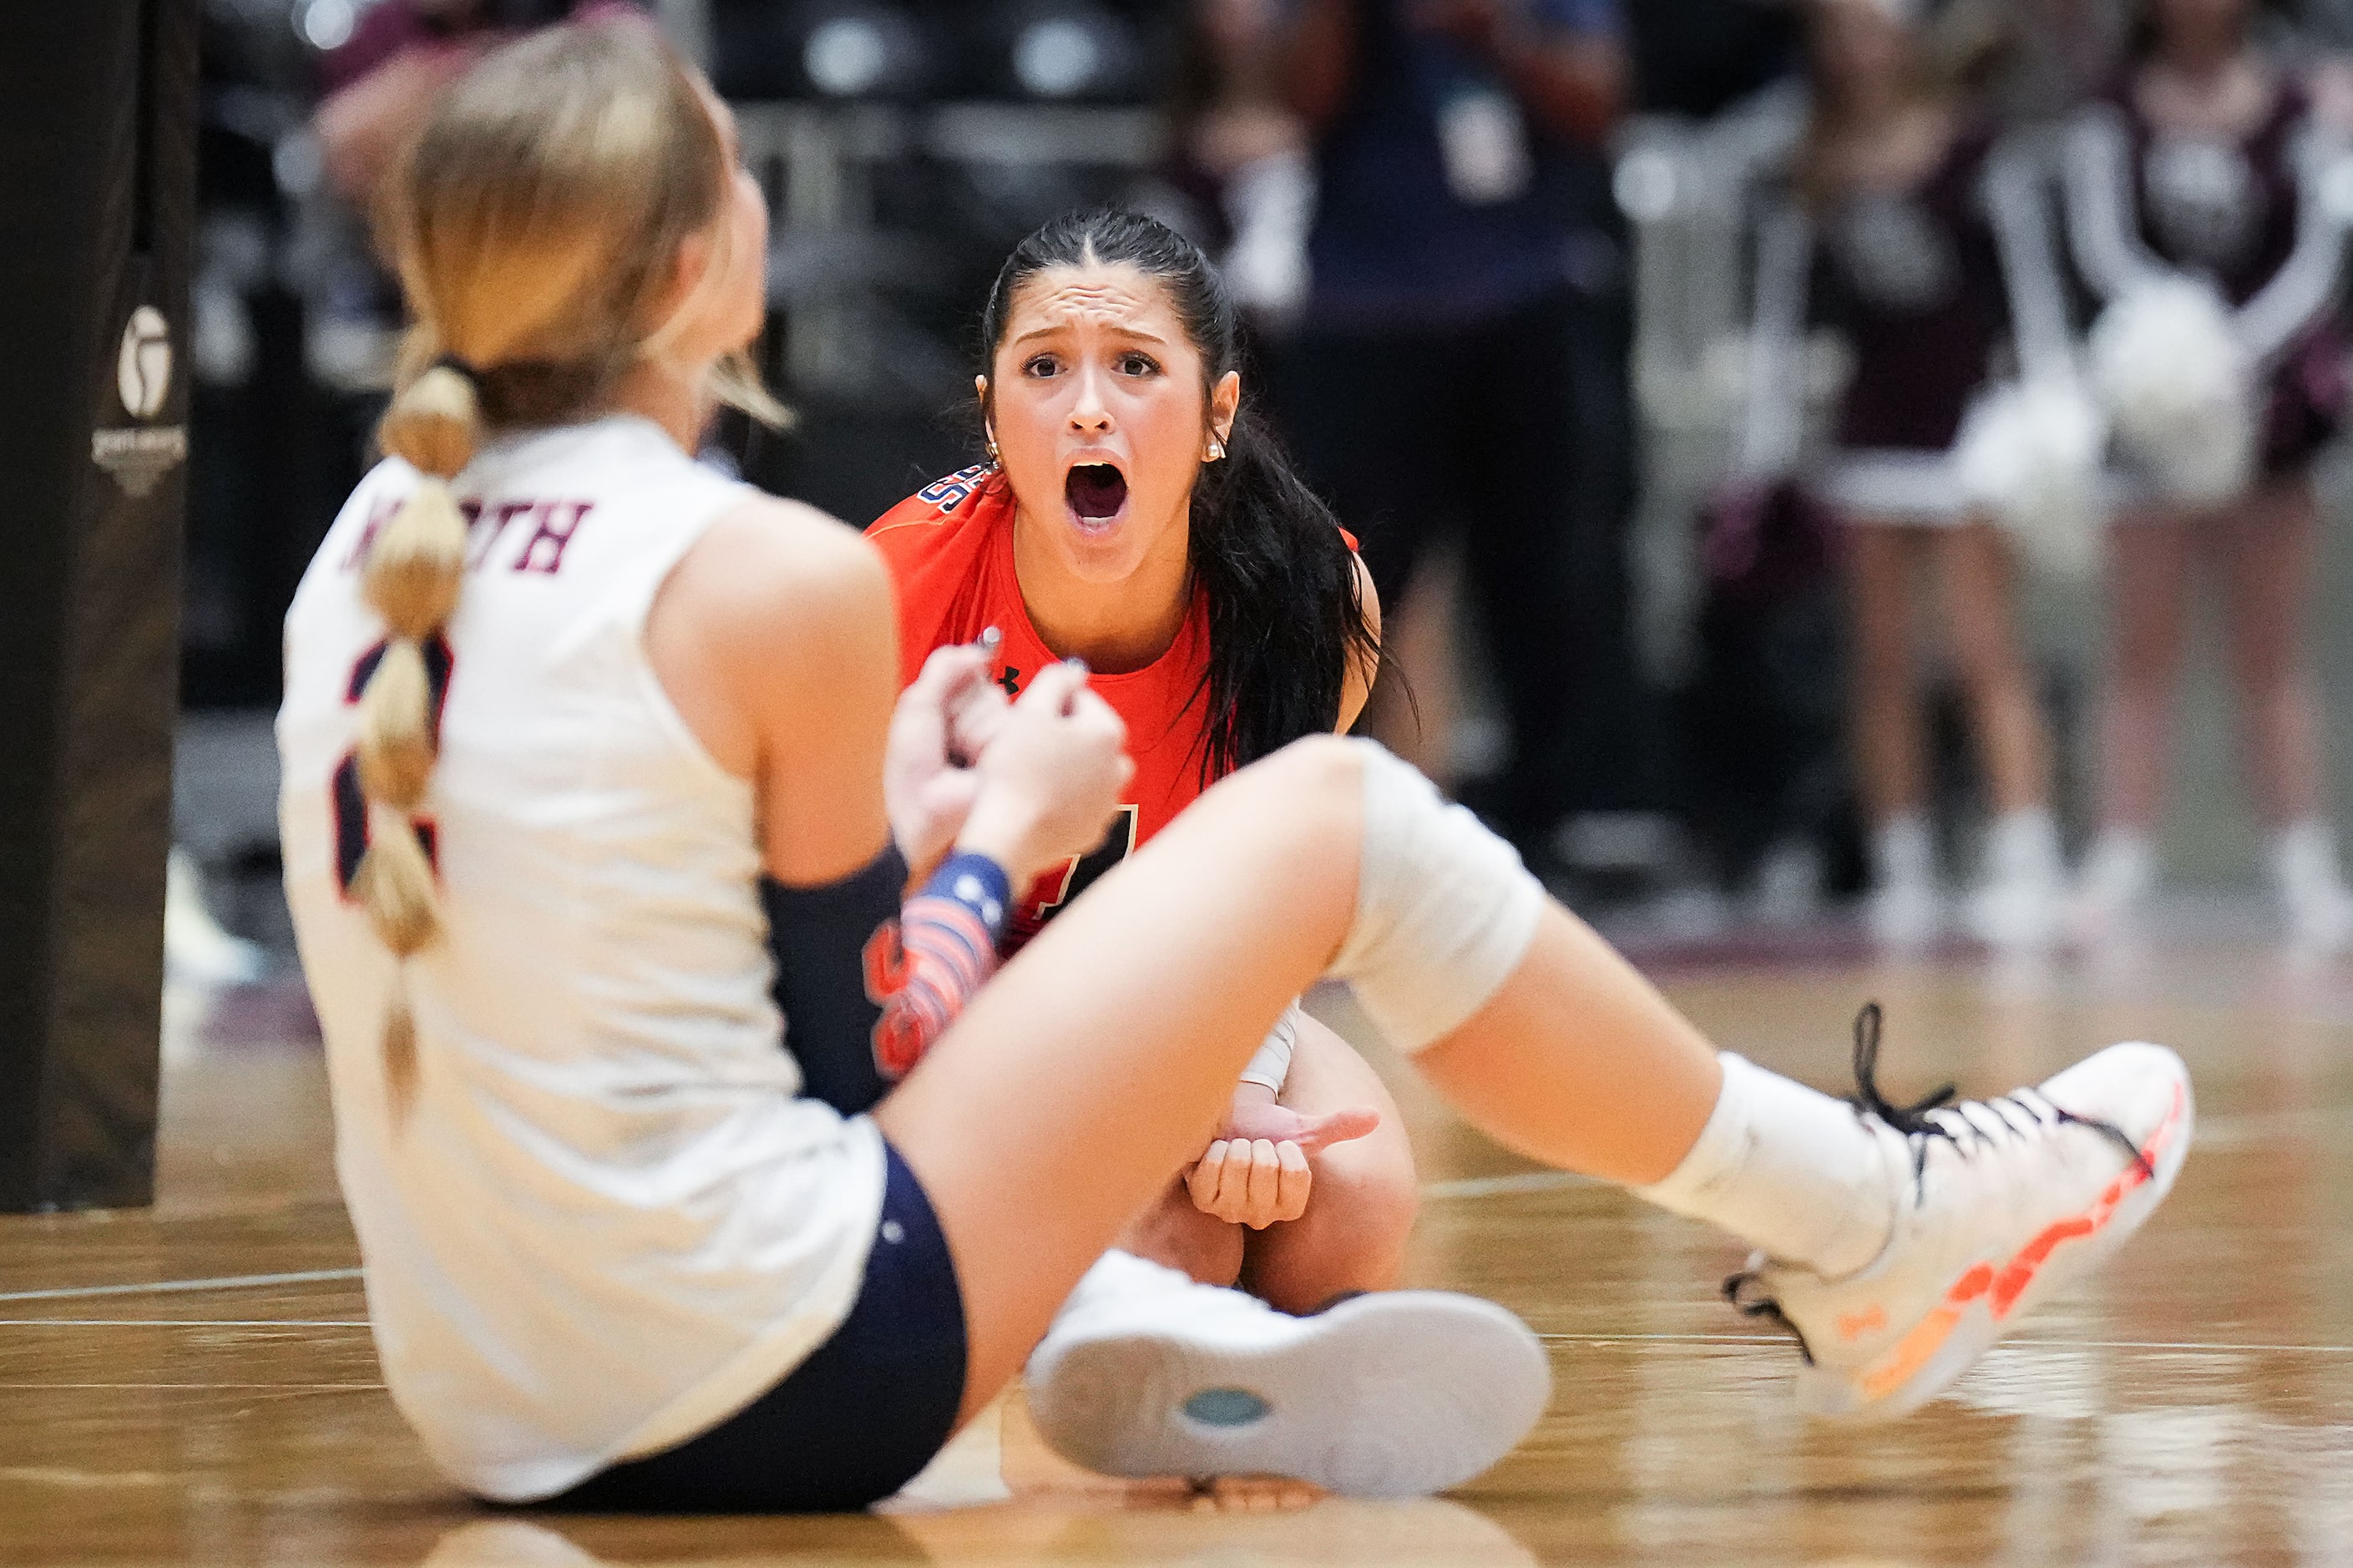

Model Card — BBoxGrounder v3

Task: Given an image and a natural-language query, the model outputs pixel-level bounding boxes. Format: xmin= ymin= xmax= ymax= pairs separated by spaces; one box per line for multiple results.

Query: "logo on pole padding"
xmin=94 ymin=305 xmax=188 ymax=498
xmin=118 ymin=306 xmax=173 ymax=419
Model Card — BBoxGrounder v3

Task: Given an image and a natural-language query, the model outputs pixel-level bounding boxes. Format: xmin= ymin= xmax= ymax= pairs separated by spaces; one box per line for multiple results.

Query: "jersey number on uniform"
xmin=1029 ymin=804 xmax=1141 ymax=923
xmin=331 ymin=637 xmax=453 ymax=895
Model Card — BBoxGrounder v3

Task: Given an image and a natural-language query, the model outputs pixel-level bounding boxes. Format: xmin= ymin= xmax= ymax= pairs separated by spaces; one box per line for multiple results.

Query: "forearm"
xmin=1237 ymin=1003 xmax=1301 ymax=1096
xmin=315 ymin=49 xmax=470 ymax=206
xmin=1739 ymin=201 xmax=1814 ymax=476
xmin=2235 ymin=134 xmax=2351 ymax=366
xmin=2062 ymin=109 xmax=2164 ymax=303
xmin=1490 ymin=29 xmax=1625 ymax=147
xmin=1282 ymin=0 xmax=1359 ymax=130
xmin=1982 ymin=143 xmax=2077 ymax=383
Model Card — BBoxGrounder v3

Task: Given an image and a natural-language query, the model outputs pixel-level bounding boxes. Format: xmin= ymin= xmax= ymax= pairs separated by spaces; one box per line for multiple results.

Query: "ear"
xmin=1209 ymin=370 xmax=1240 ymax=446
xmin=660 ymin=225 xmax=718 ymax=328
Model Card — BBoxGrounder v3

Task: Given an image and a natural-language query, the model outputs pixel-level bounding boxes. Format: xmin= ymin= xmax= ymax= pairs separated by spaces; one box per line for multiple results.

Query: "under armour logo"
xmin=997 ymin=665 xmax=1021 ymax=697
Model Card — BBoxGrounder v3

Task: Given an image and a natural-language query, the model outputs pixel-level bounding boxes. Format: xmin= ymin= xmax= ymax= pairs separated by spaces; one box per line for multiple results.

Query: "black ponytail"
xmin=979 ymin=208 xmax=1379 ymax=782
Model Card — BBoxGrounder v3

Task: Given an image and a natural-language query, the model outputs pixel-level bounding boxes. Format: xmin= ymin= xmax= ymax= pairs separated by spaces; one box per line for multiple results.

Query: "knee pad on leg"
xmin=1329 ymin=740 xmax=1545 ymax=1054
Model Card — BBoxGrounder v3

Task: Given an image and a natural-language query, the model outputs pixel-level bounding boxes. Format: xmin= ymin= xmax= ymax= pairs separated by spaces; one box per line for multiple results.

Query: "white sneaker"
xmin=1723 ymin=1010 xmax=2192 ymax=1422
xmin=2272 ymin=822 xmax=2353 ymax=955
xmin=164 ymin=848 xmax=265 ymax=985
xmin=1865 ymin=816 xmax=1943 ymax=950
xmin=1964 ymin=812 xmax=2066 ymax=953
xmin=2067 ymin=833 xmax=2156 ymax=948
xmin=1025 ymin=1256 xmax=1550 ymax=1497
xmin=1865 ymin=876 xmax=1944 ymax=949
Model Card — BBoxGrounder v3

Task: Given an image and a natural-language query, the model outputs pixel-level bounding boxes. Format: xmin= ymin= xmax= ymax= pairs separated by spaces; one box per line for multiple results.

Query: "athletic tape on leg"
xmin=1329 ymin=740 xmax=1545 ymax=1054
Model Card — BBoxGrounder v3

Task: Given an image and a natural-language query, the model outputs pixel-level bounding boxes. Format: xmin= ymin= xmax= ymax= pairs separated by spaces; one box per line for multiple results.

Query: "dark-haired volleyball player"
xmin=279 ymin=18 xmax=2192 ymax=1516
xmin=868 ymin=208 xmax=1414 ymax=1316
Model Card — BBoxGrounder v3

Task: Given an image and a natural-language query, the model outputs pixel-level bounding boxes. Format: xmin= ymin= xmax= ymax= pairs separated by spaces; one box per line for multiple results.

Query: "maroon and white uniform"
xmin=1742 ymin=123 xmax=2076 ymax=522
xmin=2064 ymin=76 xmax=2350 ymax=475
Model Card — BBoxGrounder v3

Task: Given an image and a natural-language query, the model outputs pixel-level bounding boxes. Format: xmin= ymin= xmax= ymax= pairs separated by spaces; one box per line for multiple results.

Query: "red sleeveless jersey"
xmin=869 ymin=465 xmax=1216 ymax=943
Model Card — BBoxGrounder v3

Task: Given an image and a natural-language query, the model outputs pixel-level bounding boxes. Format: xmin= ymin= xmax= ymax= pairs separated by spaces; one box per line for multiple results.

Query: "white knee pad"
xmin=1328 ymin=739 xmax=1546 ymax=1054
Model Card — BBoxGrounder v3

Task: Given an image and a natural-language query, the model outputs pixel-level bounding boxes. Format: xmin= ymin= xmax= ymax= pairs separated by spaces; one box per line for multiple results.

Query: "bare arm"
xmin=1413 ymin=0 xmax=1624 ymax=146
xmin=1981 ymin=136 xmax=2079 ymax=384
xmin=1281 ymin=0 xmax=1360 ymax=132
xmin=645 ymin=496 xmax=898 ymax=885
xmin=315 ymin=45 xmax=478 ymax=210
xmin=1738 ymin=195 xmax=1814 ymax=477
xmin=2061 ymin=105 xmax=2167 ymax=304
xmin=2235 ymin=126 xmax=2353 ymax=366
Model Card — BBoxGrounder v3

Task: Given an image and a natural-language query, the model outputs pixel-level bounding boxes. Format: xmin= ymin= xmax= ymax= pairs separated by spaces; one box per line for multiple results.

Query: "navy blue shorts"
xmin=547 ymin=1141 xmax=968 ymax=1514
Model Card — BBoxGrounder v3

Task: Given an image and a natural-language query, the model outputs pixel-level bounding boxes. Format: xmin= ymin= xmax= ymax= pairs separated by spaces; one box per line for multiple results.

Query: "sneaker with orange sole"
xmin=1725 ymin=1004 xmax=2192 ymax=1421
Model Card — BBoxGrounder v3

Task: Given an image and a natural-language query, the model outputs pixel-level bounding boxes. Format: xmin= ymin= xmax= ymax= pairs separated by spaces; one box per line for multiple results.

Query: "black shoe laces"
xmin=1723 ymin=1002 xmax=2152 ymax=1354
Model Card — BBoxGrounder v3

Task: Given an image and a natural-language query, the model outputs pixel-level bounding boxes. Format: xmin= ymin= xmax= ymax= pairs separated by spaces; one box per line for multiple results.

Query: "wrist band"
xmin=922 ymin=852 xmax=1011 ymax=949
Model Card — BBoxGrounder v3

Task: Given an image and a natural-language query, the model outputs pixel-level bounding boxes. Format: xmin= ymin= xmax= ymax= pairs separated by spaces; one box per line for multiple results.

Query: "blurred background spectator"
xmin=1268 ymin=0 xmax=1652 ymax=886
xmin=178 ymin=0 xmax=2353 ymax=964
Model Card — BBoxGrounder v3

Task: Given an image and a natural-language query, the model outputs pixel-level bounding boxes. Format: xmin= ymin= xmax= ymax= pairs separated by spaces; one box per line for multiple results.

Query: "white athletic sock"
xmin=1871 ymin=812 xmax=1936 ymax=891
xmin=2270 ymin=819 xmax=2347 ymax=903
xmin=1632 ymin=1053 xmax=1897 ymax=1280
xmin=2080 ymin=831 xmax=2155 ymax=898
xmin=1328 ymin=741 xmax=1546 ymax=1055
xmin=1981 ymin=808 xmax=2062 ymax=885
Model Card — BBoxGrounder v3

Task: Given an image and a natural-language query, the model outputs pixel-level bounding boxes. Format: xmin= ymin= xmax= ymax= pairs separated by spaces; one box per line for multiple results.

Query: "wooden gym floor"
xmin=4 ymin=929 xmax=2350 ymax=1565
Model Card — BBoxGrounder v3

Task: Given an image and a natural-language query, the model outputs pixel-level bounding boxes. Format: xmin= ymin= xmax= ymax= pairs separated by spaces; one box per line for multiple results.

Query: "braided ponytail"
xmin=349 ymin=20 xmax=787 ymax=1117
xmin=357 ymin=361 xmax=478 ymax=1120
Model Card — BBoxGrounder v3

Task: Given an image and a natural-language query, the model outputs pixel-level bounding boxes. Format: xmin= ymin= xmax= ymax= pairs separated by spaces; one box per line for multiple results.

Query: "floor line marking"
xmin=0 ymin=1268 xmax=362 ymax=1305
xmin=0 ymin=1320 xmax=369 ymax=1328
xmin=0 ymin=1383 xmax=383 ymax=1391
xmin=1536 ymin=1332 xmax=2353 ymax=1354
xmin=1422 ymin=1171 xmax=1593 ymax=1200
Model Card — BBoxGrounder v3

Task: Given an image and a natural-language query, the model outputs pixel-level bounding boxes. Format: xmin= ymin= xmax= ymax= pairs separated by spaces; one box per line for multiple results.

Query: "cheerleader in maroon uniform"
xmin=1742 ymin=0 xmax=2077 ymax=948
xmin=2062 ymin=0 xmax=2353 ymax=948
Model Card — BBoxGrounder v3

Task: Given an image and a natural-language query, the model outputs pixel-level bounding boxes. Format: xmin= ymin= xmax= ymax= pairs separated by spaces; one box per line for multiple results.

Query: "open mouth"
xmin=1065 ymin=463 xmax=1130 ymax=529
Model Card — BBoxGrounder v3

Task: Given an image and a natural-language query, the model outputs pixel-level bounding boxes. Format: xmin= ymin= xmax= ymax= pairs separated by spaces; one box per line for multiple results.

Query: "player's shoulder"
xmin=866 ymin=464 xmax=1004 ymax=559
xmin=678 ymin=493 xmax=890 ymax=645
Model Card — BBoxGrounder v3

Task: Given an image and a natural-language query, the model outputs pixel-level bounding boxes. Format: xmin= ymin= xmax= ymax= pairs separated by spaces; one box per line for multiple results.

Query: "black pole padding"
xmin=0 ymin=0 xmax=201 ymax=1211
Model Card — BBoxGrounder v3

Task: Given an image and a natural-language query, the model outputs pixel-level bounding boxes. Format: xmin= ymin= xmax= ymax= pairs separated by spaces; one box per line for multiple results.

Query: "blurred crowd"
xmin=181 ymin=0 xmax=2353 ymax=966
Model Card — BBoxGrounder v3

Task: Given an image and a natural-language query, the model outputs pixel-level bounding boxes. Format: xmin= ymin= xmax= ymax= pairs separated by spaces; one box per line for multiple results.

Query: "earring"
xmin=986 ymin=432 xmax=1001 ymax=467
xmin=1207 ymin=438 xmax=1225 ymax=462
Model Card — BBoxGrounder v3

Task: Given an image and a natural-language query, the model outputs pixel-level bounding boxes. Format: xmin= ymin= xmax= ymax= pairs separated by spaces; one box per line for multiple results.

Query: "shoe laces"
xmin=1844 ymin=1003 xmax=2150 ymax=1189
xmin=1722 ymin=1004 xmax=2149 ymax=1351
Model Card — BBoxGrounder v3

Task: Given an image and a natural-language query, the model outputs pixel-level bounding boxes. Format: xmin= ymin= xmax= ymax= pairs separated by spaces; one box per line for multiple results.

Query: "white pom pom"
xmin=2087 ymin=276 xmax=2256 ymax=506
xmin=1953 ymin=375 xmax=2108 ymax=579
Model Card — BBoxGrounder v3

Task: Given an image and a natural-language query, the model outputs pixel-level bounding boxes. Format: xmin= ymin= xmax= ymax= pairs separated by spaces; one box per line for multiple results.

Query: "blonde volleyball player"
xmin=868 ymin=209 xmax=1414 ymax=1317
xmin=280 ymin=18 xmax=2194 ymax=1515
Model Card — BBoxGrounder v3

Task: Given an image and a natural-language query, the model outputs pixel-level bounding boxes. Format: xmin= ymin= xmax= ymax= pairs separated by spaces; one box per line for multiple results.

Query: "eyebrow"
xmin=1012 ymin=323 xmax=1172 ymax=348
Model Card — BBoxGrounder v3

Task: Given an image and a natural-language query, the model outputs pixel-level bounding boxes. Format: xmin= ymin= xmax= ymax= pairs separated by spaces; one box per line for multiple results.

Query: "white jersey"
xmin=278 ymin=415 xmax=888 ymax=1502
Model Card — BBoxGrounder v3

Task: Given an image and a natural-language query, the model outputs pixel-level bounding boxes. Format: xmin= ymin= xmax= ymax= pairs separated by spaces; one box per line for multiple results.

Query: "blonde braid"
xmin=358 ymin=360 xmax=478 ymax=1120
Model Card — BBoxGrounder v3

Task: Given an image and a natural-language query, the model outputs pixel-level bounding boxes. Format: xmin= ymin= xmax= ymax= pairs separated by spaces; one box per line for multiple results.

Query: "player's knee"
xmin=1262 ymin=733 xmax=1365 ymax=802
xmin=1218 ymin=733 xmax=1367 ymax=848
xmin=1320 ymin=1142 xmax=1420 ymax=1255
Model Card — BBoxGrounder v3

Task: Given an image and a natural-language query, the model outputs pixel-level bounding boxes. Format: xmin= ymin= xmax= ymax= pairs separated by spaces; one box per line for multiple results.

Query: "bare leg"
xmin=2096 ymin=508 xmax=2198 ymax=836
xmin=2215 ymin=478 xmax=2326 ymax=828
xmin=1840 ymin=521 xmax=1930 ymax=827
xmin=1240 ymin=1015 xmax=1417 ymax=1314
xmin=1115 ymin=1180 xmax=1244 ymax=1290
xmin=1936 ymin=520 xmax=2052 ymax=817
xmin=879 ymin=729 xmax=2186 ymax=1468
xmin=873 ymin=737 xmax=1721 ymax=1424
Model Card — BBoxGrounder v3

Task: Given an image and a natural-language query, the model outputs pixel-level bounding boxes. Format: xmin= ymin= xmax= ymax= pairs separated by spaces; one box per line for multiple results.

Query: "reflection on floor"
xmin=5 ymin=937 xmax=2352 ymax=1565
